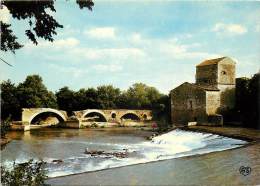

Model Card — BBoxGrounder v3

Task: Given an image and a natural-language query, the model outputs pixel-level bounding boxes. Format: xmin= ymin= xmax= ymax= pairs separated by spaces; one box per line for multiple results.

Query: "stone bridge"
xmin=21 ymin=108 xmax=152 ymax=125
xmin=22 ymin=108 xmax=68 ymax=125
xmin=73 ymin=109 xmax=153 ymax=122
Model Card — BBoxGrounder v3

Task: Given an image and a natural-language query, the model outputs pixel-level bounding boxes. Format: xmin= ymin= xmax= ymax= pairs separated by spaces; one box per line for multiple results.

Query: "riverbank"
xmin=47 ymin=126 xmax=260 ymax=185
xmin=184 ymin=125 xmax=260 ymax=142
xmin=0 ymin=137 xmax=11 ymax=150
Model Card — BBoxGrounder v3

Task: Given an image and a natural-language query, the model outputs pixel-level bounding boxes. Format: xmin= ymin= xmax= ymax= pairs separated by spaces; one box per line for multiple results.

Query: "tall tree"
xmin=125 ymin=83 xmax=154 ymax=109
xmin=96 ymin=85 xmax=121 ymax=109
xmin=17 ymin=75 xmax=57 ymax=108
xmin=55 ymin=86 xmax=75 ymax=115
xmin=228 ymin=74 xmax=260 ymax=129
xmin=247 ymin=73 xmax=260 ymax=129
xmin=1 ymin=0 xmax=94 ymax=53
xmin=84 ymin=88 xmax=98 ymax=109
xmin=1 ymin=79 xmax=20 ymax=120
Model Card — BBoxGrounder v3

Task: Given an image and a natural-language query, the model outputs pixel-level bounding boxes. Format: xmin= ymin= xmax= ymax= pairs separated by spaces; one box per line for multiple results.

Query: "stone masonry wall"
xmin=196 ymin=64 xmax=218 ymax=87
xmin=206 ymin=91 xmax=220 ymax=115
xmin=171 ymin=83 xmax=207 ymax=125
xmin=217 ymin=59 xmax=236 ymax=85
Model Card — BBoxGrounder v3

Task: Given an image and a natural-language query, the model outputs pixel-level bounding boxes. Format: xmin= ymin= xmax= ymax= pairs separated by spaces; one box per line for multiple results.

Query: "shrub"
xmin=90 ymin=123 xmax=98 ymax=128
xmin=1 ymin=116 xmax=11 ymax=138
xmin=1 ymin=159 xmax=48 ymax=186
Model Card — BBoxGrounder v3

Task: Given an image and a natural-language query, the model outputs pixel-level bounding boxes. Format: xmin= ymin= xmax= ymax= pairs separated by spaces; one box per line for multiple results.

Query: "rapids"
xmin=1 ymin=129 xmax=247 ymax=177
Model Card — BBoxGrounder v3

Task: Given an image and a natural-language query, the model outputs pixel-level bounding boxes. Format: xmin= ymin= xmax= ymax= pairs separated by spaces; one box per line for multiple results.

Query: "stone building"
xmin=170 ymin=57 xmax=236 ymax=126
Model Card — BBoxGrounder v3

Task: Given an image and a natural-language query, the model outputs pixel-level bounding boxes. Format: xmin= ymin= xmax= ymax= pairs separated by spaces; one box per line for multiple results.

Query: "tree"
xmin=235 ymin=77 xmax=250 ymax=113
xmin=1 ymin=116 xmax=11 ymax=139
xmin=247 ymin=73 xmax=259 ymax=129
xmin=55 ymin=86 xmax=75 ymax=115
xmin=1 ymin=79 xmax=20 ymax=120
xmin=124 ymin=83 xmax=165 ymax=109
xmin=116 ymin=91 xmax=129 ymax=109
xmin=1 ymin=0 xmax=94 ymax=53
xmin=17 ymin=75 xmax=57 ymax=108
xmin=1 ymin=159 xmax=47 ymax=186
xmin=125 ymin=83 xmax=151 ymax=109
xmin=96 ymin=85 xmax=121 ymax=109
xmin=1 ymin=23 xmax=23 ymax=53
xmin=227 ymin=74 xmax=260 ymax=129
xmin=83 ymin=88 xmax=99 ymax=109
xmin=73 ymin=88 xmax=88 ymax=111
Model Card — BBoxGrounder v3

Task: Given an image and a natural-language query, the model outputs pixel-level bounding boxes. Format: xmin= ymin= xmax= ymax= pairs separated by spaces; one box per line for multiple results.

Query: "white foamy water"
xmin=2 ymin=129 xmax=247 ymax=178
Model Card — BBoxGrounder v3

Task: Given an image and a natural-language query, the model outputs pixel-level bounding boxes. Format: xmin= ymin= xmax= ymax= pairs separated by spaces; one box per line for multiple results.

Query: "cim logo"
xmin=239 ymin=166 xmax=251 ymax=176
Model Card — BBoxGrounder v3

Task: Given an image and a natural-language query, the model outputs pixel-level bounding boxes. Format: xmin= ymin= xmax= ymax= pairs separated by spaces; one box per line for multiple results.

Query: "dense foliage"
xmin=1 ymin=80 xmax=20 ymax=120
xmin=222 ymin=73 xmax=259 ymax=129
xmin=235 ymin=73 xmax=259 ymax=129
xmin=1 ymin=75 xmax=169 ymax=120
xmin=1 ymin=75 xmax=57 ymax=120
xmin=1 ymin=159 xmax=48 ymax=186
xmin=1 ymin=0 xmax=94 ymax=53
xmin=0 ymin=116 xmax=11 ymax=138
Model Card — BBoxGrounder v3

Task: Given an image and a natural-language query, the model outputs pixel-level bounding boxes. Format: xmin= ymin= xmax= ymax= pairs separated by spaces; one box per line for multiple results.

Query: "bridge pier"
xmin=59 ymin=120 xmax=81 ymax=129
xmin=11 ymin=121 xmax=30 ymax=131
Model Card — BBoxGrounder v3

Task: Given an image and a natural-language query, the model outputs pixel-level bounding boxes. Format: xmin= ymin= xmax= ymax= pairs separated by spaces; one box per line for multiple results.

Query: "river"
xmin=1 ymin=128 xmax=247 ymax=179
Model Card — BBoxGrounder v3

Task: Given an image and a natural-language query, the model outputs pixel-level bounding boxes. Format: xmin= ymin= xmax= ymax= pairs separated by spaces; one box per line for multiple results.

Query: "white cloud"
xmin=212 ymin=23 xmax=247 ymax=35
xmin=70 ymin=47 xmax=145 ymax=61
xmin=25 ymin=31 xmax=218 ymax=65
xmin=92 ymin=64 xmax=123 ymax=72
xmin=50 ymin=38 xmax=80 ymax=48
xmin=60 ymin=25 xmax=81 ymax=36
xmin=48 ymin=64 xmax=87 ymax=78
xmin=129 ymin=34 xmax=219 ymax=61
xmin=25 ymin=37 xmax=80 ymax=50
xmin=256 ymin=23 xmax=260 ymax=32
xmin=84 ymin=27 xmax=116 ymax=39
xmin=130 ymin=33 xmax=142 ymax=43
xmin=0 ymin=5 xmax=10 ymax=23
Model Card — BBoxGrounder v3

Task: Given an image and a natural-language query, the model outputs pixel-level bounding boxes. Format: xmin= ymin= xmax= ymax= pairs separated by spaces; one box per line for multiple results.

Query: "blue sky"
xmin=1 ymin=1 xmax=260 ymax=93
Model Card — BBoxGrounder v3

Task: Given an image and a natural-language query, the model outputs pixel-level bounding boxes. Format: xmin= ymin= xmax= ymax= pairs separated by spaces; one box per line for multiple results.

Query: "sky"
xmin=1 ymin=1 xmax=260 ymax=94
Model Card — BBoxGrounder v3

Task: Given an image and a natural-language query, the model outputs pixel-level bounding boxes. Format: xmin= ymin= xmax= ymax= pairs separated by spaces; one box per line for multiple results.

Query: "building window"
xmin=189 ymin=100 xmax=193 ymax=110
xmin=221 ymin=71 xmax=226 ymax=75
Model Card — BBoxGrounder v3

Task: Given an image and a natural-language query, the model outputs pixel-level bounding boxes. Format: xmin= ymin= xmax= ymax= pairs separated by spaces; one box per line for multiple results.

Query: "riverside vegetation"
xmin=1 ymin=159 xmax=48 ymax=186
xmin=1 ymin=73 xmax=259 ymax=129
xmin=1 ymin=74 xmax=170 ymax=127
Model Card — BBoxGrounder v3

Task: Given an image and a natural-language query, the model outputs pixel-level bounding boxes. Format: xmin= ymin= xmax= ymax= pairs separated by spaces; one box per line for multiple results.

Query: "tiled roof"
xmin=196 ymin=57 xmax=226 ymax=67
xmin=193 ymin=84 xmax=219 ymax=91
xmin=170 ymin=82 xmax=219 ymax=92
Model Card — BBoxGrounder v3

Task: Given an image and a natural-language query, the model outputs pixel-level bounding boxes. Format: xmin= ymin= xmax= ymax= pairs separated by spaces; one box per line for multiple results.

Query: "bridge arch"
xmin=28 ymin=108 xmax=67 ymax=125
xmin=120 ymin=112 xmax=140 ymax=121
xmin=82 ymin=110 xmax=108 ymax=122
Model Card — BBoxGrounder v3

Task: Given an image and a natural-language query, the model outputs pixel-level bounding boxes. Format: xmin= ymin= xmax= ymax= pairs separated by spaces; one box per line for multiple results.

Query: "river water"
xmin=1 ymin=128 xmax=247 ymax=178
